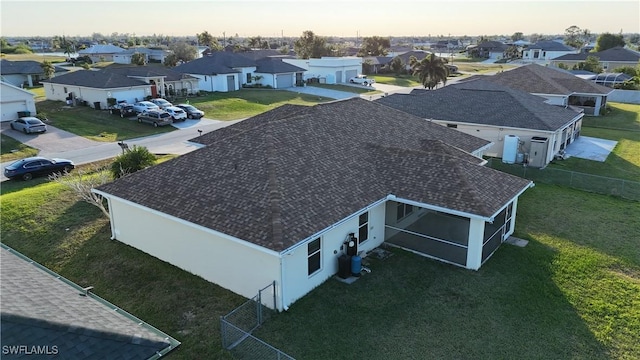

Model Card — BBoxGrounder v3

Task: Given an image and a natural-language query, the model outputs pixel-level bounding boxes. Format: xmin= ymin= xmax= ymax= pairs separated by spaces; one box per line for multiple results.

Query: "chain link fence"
xmin=487 ymin=159 xmax=640 ymax=201
xmin=220 ymin=282 xmax=295 ymax=360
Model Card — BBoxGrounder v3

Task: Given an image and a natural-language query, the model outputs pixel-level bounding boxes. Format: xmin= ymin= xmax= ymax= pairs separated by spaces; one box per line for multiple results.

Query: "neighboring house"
xmin=78 ymin=44 xmax=126 ymax=62
xmin=282 ymin=57 xmax=362 ymax=84
xmin=472 ymin=41 xmax=508 ymax=60
xmin=251 ymin=57 xmax=306 ymax=88
xmin=0 ymin=59 xmax=67 ymax=87
xmin=113 ymin=47 xmax=172 ymax=64
xmin=1 ymin=81 xmax=37 ymax=122
xmin=521 ymin=40 xmax=577 ymax=64
xmin=375 ymin=79 xmax=585 ymax=167
xmin=174 ymin=51 xmax=257 ymax=92
xmin=465 ymin=64 xmax=613 ymax=116
xmin=361 ymin=56 xmax=393 ymax=74
xmin=551 ymin=46 xmax=640 ymax=71
xmin=1 ymin=245 xmax=179 ymax=359
xmin=93 ymin=98 xmax=533 ymax=312
xmin=41 ymin=70 xmax=150 ymax=109
xmin=102 ymin=66 xmax=199 ymax=98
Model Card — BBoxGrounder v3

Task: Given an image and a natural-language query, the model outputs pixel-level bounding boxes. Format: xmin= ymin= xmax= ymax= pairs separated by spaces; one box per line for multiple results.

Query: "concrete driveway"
xmin=1 ymin=121 xmax=103 ymax=154
xmin=284 ymin=85 xmax=358 ymax=100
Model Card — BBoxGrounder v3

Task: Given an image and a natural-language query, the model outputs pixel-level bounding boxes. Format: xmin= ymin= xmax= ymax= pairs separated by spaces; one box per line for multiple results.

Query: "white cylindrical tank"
xmin=502 ymin=135 xmax=519 ymax=164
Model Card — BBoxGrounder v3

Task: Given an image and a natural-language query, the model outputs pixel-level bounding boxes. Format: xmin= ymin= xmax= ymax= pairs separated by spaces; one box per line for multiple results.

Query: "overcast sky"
xmin=1 ymin=0 xmax=638 ymax=38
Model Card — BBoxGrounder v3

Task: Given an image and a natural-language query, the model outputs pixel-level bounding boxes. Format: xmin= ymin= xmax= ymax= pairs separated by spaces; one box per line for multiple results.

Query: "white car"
xmin=132 ymin=101 xmax=159 ymax=114
xmin=349 ymin=75 xmax=375 ymax=86
xmin=150 ymin=98 xmax=173 ymax=109
xmin=164 ymin=106 xmax=188 ymax=122
xmin=10 ymin=117 xmax=47 ymax=134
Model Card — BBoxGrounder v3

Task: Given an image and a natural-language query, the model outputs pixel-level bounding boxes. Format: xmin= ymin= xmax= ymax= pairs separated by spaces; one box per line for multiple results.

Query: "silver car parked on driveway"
xmin=10 ymin=117 xmax=47 ymax=134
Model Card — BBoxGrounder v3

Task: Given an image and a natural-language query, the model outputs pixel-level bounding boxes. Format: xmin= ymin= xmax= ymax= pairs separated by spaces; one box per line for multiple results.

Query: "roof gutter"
xmin=486 ymin=181 xmax=535 ymax=221
xmin=388 ymin=194 xmax=493 ymax=222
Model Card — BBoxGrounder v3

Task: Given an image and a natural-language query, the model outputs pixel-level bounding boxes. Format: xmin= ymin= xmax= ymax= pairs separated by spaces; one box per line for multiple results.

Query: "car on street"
xmin=109 ymin=103 xmax=137 ymax=118
xmin=164 ymin=106 xmax=188 ymax=122
xmin=137 ymin=109 xmax=173 ymax=127
xmin=150 ymin=98 xmax=173 ymax=109
xmin=4 ymin=156 xmax=75 ymax=181
xmin=176 ymin=104 xmax=205 ymax=119
xmin=349 ymin=75 xmax=375 ymax=86
xmin=132 ymin=101 xmax=159 ymax=114
xmin=10 ymin=117 xmax=47 ymax=134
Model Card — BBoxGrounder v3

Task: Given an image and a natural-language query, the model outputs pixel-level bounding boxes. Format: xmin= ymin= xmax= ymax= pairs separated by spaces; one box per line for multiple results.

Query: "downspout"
xmin=280 ymin=254 xmax=288 ymax=311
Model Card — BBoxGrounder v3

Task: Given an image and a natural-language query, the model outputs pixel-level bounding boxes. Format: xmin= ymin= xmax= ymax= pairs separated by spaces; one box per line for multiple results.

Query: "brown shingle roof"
xmin=97 ymin=99 xmax=531 ymax=252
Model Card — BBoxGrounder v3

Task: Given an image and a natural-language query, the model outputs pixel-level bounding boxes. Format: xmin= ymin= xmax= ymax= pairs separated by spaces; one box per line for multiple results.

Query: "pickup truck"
xmin=137 ymin=110 xmax=173 ymax=127
xmin=349 ymin=75 xmax=375 ymax=86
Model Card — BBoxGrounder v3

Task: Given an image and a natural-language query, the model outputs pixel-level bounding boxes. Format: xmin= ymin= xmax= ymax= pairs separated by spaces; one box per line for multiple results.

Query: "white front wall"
xmin=44 ymin=83 xmax=148 ymax=108
xmin=523 ymin=50 xmax=576 ymax=63
xmin=235 ymin=66 xmax=257 ymax=87
xmin=1 ymin=83 xmax=37 ymax=121
xmin=538 ymin=94 xmax=568 ymax=106
xmin=107 ymin=197 xmax=282 ymax=307
xmin=280 ymin=201 xmax=386 ymax=309
xmin=283 ymin=57 xmax=362 ymax=84
xmin=191 ymin=73 xmax=238 ymax=92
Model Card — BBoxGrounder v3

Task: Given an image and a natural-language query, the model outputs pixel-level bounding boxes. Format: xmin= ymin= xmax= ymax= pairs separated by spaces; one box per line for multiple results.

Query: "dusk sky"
xmin=1 ymin=0 xmax=639 ymax=38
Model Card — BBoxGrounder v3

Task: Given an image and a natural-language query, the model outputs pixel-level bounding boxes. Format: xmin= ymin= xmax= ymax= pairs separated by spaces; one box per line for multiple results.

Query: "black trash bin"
xmin=17 ymin=111 xmax=30 ymax=117
xmin=93 ymin=102 xmax=101 ymax=110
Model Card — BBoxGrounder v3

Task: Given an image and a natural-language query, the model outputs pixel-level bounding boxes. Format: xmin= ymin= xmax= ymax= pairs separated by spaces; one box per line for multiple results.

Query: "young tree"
xmin=169 ymin=42 xmax=198 ymax=62
xmin=40 ymin=60 xmax=55 ymax=79
xmin=574 ymin=55 xmax=603 ymax=73
xmin=131 ymin=52 xmax=146 ymax=65
xmin=49 ymin=167 xmax=112 ymax=218
xmin=389 ymin=56 xmax=405 ymax=75
xmin=293 ymin=30 xmax=330 ymax=59
xmin=564 ymin=25 xmax=587 ymax=49
xmin=110 ymin=145 xmax=156 ymax=179
xmin=595 ymin=32 xmax=626 ymax=52
xmin=357 ymin=36 xmax=390 ymax=56
xmin=411 ymin=53 xmax=449 ymax=89
xmin=511 ymin=32 xmax=524 ymax=41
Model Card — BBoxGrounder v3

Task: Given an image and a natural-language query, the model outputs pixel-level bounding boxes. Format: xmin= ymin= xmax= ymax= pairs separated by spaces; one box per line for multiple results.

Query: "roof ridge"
xmin=447 ymin=158 xmax=493 ymax=216
xmin=265 ymin=125 xmax=284 ymax=249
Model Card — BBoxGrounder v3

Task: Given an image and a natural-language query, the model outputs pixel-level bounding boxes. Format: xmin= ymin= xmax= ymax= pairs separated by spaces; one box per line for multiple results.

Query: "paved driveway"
xmin=284 ymin=85 xmax=358 ymax=100
xmin=1 ymin=121 xmax=103 ymax=154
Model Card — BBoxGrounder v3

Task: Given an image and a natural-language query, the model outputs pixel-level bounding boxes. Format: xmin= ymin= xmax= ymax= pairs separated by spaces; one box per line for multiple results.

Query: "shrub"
xmin=110 ymin=145 xmax=156 ymax=179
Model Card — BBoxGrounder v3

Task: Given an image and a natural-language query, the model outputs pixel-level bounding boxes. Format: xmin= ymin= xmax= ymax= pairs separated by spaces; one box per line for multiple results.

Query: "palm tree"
xmin=40 ymin=60 xmax=55 ymax=80
xmin=411 ymin=53 xmax=449 ymax=89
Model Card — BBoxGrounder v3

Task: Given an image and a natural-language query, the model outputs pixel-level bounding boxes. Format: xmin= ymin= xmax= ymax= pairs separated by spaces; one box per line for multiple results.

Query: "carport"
xmin=384 ymin=200 xmax=515 ymax=270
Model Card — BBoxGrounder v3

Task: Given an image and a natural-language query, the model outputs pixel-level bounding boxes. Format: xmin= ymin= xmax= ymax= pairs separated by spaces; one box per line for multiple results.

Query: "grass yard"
xmin=35 ymin=100 xmax=176 ymax=142
xmin=1 ymin=134 xmax=39 ymax=162
xmin=1 ymin=180 xmax=638 ymax=359
xmin=1 ymin=53 xmax=67 ymax=63
xmin=256 ymin=184 xmax=639 ymax=359
xmin=369 ymin=74 xmax=422 ymax=87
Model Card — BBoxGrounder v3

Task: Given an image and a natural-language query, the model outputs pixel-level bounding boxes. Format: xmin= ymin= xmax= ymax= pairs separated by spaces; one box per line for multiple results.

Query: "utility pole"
xmin=223 ymin=31 xmax=226 ymax=47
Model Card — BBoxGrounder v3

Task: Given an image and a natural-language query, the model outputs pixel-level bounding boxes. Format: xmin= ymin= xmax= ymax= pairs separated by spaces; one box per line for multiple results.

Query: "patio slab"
xmin=564 ymin=136 xmax=617 ymax=162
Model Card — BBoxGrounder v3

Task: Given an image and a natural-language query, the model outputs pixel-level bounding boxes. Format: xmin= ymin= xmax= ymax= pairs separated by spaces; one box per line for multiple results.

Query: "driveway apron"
xmin=1 ymin=122 xmax=103 ymax=154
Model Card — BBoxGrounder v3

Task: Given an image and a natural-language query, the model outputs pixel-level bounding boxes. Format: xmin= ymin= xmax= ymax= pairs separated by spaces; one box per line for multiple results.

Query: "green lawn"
xmin=369 ymin=74 xmax=422 ymax=87
xmin=1 ymin=134 xmax=39 ymax=162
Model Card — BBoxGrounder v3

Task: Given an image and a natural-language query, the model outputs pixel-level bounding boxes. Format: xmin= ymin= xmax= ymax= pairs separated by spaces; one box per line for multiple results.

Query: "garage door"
xmin=345 ymin=70 xmax=358 ymax=81
xmin=276 ymin=74 xmax=293 ymax=88
xmin=1 ymin=101 xmax=26 ymax=122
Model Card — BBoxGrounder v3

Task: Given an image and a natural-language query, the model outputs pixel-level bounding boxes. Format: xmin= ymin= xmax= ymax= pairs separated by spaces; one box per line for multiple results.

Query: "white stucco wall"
xmin=280 ymin=201 xmax=386 ymax=309
xmin=191 ymin=73 xmax=239 ymax=92
xmin=538 ymin=94 xmax=568 ymax=106
xmin=1 ymin=82 xmax=37 ymax=121
xmin=283 ymin=57 xmax=362 ymax=84
xmin=45 ymin=84 xmax=148 ymax=108
xmin=105 ymin=196 xmax=283 ymax=308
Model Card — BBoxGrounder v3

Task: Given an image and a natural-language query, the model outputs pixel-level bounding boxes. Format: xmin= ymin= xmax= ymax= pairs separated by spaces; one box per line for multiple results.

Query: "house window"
xmin=247 ymin=73 xmax=252 ymax=83
xmin=307 ymin=238 xmax=321 ymax=276
xmin=396 ymin=203 xmax=414 ymax=221
xmin=446 ymin=124 xmax=457 ymax=128
xmin=358 ymin=212 xmax=368 ymax=244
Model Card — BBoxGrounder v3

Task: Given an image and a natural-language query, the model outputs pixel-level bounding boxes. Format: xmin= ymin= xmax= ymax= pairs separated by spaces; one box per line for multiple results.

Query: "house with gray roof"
xmin=1 ymin=59 xmax=68 ymax=87
xmin=551 ymin=46 xmax=640 ymax=71
xmin=174 ymin=51 xmax=305 ymax=91
xmin=41 ymin=70 xmax=151 ymax=109
xmin=1 ymin=244 xmax=179 ymax=359
xmin=468 ymin=41 xmax=508 ymax=60
xmin=113 ymin=47 xmax=172 ymax=65
xmin=93 ymin=98 xmax=532 ymax=311
xmin=41 ymin=66 xmax=200 ymax=108
xmin=464 ymin=64 xmax=613 ymax=116
xmin=77 ymin=44 xmax=126 ymax=62
xmin=375 ymin=79 xmax=585 ymax=167
xmin=522 ymin=40 xmax=577 ymax=64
